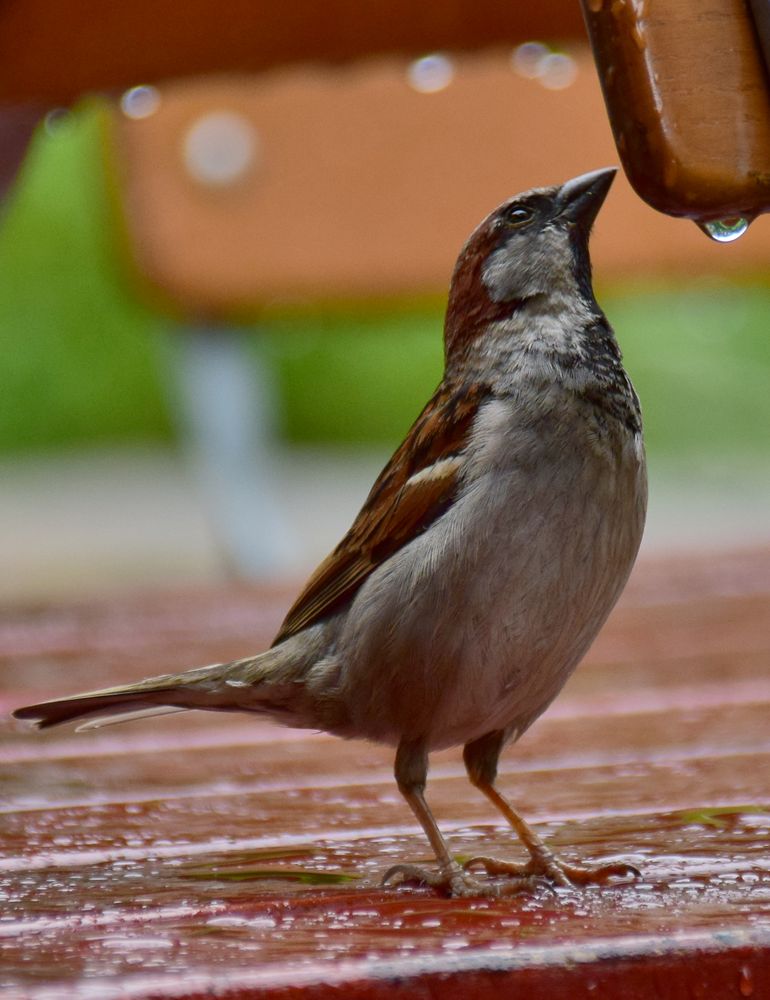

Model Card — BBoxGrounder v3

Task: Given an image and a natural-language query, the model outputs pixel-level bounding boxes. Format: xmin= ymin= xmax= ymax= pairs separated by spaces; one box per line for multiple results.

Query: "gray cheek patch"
xmin=482 ymin=243 xmax=519 ymax=303
xmin=482 ymin=229 xmax=573 ymax=303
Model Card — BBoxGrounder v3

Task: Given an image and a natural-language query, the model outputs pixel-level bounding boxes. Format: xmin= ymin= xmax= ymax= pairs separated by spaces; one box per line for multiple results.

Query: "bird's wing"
xmin=272 ymin=379 xmax=489 ymax=644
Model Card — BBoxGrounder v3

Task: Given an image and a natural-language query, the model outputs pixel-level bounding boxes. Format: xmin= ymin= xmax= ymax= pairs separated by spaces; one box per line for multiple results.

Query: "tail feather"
xmin=13 ymin=630 xmax=327 ymax=732
xmin=75 ymin=706 xmax=189 ymax=732
xmin=13 ymin=693 xmax=188 ymax=730
xmin=12 ymin=636 xmax=321 ymax=732
xmin=12 ymin=661 xmax=237 ymax=731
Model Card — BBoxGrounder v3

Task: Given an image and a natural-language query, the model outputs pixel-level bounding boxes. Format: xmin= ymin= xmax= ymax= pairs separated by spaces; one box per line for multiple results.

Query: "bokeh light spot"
xmin=407 ymin=54 xmax=455 ymax=94
xmin=182 ymin=112 xmax=260 ymax=187
xmin=121 ymin=86 xmax=161 ymax=120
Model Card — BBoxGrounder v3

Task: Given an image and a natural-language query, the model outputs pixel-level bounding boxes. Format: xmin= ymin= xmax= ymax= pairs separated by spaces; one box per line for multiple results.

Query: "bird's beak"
xmin=556 ymin=167 xmax=617 ymax=229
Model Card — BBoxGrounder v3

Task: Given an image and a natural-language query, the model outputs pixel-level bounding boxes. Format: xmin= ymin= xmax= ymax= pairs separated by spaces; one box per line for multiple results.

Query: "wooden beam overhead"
xmin=0 ymin=0 xmax=586 ymax=105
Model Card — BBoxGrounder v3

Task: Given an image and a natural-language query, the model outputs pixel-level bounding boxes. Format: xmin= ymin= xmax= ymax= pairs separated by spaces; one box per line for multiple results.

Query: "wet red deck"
xmin=2 ymin=549 xmax=770 ymax=998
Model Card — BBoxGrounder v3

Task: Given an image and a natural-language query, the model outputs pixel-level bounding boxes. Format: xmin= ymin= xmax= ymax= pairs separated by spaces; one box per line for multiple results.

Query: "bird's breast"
xmin=335 ymin=391 xmax=646 ymax=750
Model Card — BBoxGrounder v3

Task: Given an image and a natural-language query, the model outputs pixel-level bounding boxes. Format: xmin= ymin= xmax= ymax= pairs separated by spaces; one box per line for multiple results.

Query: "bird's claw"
xmin=559 ymin=859 xmax=641 ymax=885
xmin=464 ymin=852 xmax=640 ymax=888
xmin=383 ymin=861 xmax=487 ymax=897
xmin=382 ymin=860 xmax=543 ymax=898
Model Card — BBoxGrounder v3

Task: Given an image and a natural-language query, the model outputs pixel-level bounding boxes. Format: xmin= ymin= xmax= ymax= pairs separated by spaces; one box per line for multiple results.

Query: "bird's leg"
xmin=382 ymin=738 xmax=494 ymax=897
xmin=462 ymin=730 xmax=639 ymax=887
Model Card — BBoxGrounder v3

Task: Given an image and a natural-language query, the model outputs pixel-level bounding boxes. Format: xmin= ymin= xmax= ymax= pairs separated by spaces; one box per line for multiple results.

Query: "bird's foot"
xmin=382 ymin=860 xmax=531 ymax=898
xmin=464 ymin=847 xmax=640 ymax=889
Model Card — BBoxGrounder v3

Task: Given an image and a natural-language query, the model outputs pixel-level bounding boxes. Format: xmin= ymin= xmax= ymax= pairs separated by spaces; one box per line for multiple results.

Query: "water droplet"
xmin=44 ymin=108 xmax=71 ymax=135
xmin=121 ymin=85 xmax=161 ymax=120
xmin=442 ymin=937 xmax=470 ymax=950
xmin=511 ymin=42 xmax=550 ymax=79
xmin=538 ymin=53 xmax=578 ymax=90
xmin=510 ymin=44 xmax=577 ymax=89
xmin=739 ymin=963 xmax=754 ymax=996
xmin=182 ymin=111 xmax=260 ymax=187
xmin=698 ymin=217 xmax=750 ymax=243
xmin=406 ymin=54 xmax=454 ymax=93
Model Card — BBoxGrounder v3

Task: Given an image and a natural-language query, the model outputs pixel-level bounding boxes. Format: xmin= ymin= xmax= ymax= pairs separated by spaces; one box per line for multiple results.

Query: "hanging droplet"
xmin=698 ymin=217 xmax=750 ymax=243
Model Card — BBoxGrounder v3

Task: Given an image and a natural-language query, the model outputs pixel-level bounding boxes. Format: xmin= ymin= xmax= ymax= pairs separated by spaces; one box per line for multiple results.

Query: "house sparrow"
xmin=14 ymin=168 xmax=646 ymax=898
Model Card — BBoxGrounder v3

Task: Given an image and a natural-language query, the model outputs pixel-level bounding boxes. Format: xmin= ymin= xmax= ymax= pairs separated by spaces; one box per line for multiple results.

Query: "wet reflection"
xmin=2 ymin=807 xmax=770 ymax=987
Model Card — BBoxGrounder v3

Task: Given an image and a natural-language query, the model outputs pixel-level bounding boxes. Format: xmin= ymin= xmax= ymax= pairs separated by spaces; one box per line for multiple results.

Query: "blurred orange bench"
xmin=3 ymin=2 xmax=769 ymax=580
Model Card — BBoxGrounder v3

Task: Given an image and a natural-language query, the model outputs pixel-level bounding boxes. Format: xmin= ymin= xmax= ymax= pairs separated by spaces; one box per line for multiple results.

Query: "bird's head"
xmin=444 ymin=167 xmax=616 ymax=364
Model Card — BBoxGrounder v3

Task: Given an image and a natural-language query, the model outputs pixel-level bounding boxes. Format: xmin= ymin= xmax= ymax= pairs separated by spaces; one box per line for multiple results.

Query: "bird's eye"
xmin=504 ymin=205 xmax=535 ymax=228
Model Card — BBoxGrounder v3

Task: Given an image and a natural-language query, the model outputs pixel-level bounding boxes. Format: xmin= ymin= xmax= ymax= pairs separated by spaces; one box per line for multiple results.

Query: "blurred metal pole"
xmin=171 ymin=326 xmax=296 ymax=579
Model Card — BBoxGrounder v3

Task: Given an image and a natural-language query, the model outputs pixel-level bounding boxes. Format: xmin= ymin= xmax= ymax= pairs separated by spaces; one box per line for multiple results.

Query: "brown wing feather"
xmin=272 ymin=380 xmax=489 ymax=644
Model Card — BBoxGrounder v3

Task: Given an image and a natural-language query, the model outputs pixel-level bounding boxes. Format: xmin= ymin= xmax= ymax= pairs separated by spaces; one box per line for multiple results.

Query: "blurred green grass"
xmin=1 ymin=104 xmax=769 ymax=459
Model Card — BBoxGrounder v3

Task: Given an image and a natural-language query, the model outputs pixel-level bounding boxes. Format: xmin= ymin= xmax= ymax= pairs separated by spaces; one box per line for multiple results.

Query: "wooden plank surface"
xmin=2 ymin=549 xmax=770 ymax=998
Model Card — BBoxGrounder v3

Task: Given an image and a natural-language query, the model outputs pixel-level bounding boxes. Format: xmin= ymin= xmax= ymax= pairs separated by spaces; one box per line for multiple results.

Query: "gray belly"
xmin=333 ymin=410 xmax=646 ymax=750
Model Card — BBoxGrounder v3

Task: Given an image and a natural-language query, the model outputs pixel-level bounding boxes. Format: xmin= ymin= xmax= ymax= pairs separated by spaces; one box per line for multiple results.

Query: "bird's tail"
xmin=12 ymin=642 xmax=312 ymax=732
